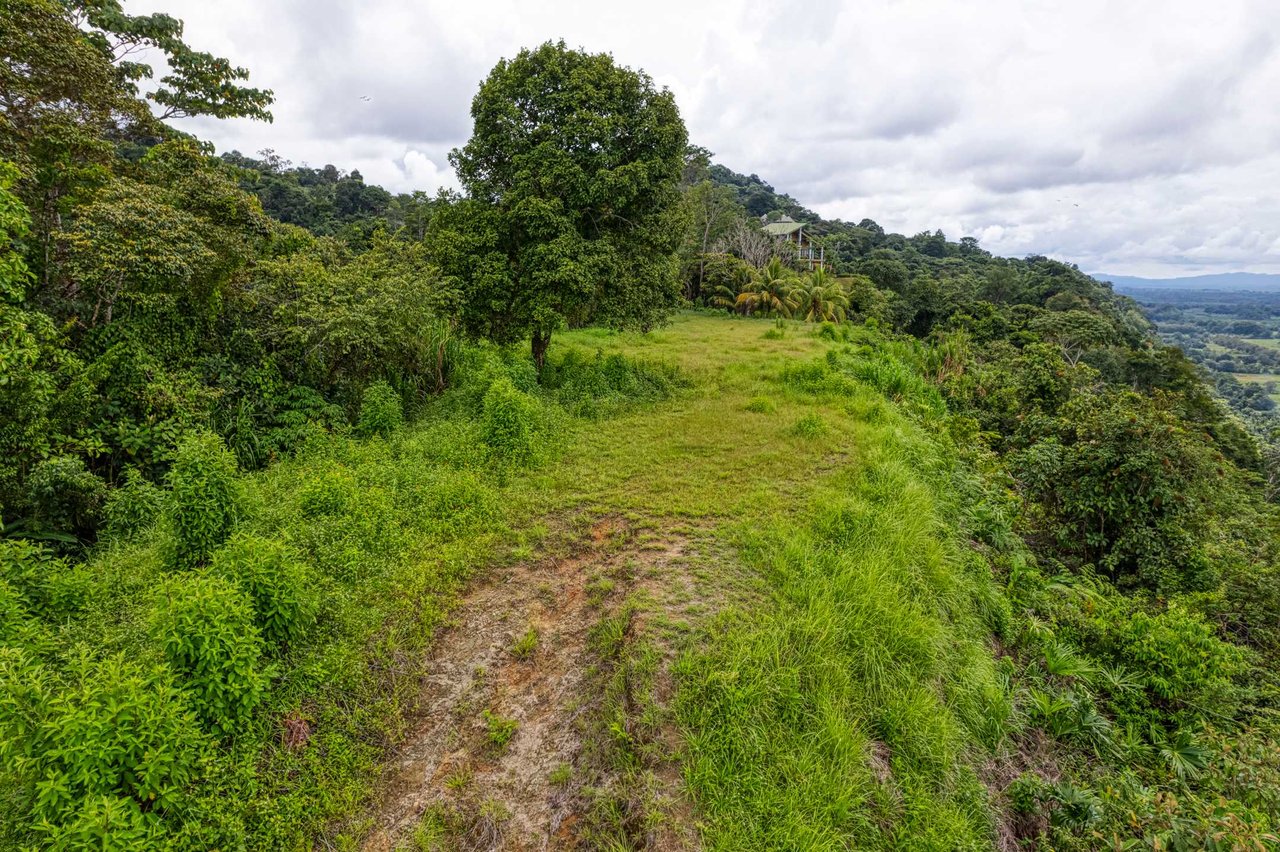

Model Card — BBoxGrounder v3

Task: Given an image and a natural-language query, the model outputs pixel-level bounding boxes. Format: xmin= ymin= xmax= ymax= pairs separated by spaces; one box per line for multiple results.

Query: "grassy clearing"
xmin=540 ymin=316 xmax=1015 ymax=849
xmin=3 ymin=312 xmax=1020 ymax=847
xmin=1230 ymin=372 xmax=1280 ymax=404
xmin=1231 ymin=372 xmax=1280 ymax=385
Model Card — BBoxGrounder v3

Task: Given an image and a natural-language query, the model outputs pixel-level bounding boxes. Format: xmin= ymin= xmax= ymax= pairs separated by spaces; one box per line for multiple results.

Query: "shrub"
xmin=0 ymin=649 xmax=204 ymax=845
xmin=415 ymin=469 xmax=497 ymax=538
xmin=1114 ymin=605 xmax=1245 ymax=720
xmin=211 ymin=534 xmax=316 ymax=647
xmin=26 ymin=455 xmax=107 ymax=539
xmin=357 ymin=380 xmax=403 ymax=438
xmin=102 ymin=468 xmax=165 ymax=542
xmin=481 ymin=377 xmax=537 ymax=465
xmin=297 ymin=466 xmax=356 ymax=517
xmin=744 ymin=396 xmax=776 ymax=414
xmin=168 ymin=432 xmax=240 ymax=570
xmin=151 ymin=573 xmax=267 ymax=736
xmin=1011 ymin=390 xmax=1222 ymax=594
xmin=0 ymin=538 xmax=85 ymax=621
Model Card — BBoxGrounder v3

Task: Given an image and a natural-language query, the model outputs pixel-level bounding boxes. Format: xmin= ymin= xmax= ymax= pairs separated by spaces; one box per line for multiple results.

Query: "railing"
xmin=795 ymin=245 xmax=826 ymax=269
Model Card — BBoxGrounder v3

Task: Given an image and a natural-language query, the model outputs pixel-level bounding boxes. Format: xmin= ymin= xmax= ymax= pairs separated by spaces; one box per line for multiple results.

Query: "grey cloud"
xmin=160 ymin=0 xmax=1280 ymax=275
xmin=1104 ymin=32 xmax=1273 ymax=143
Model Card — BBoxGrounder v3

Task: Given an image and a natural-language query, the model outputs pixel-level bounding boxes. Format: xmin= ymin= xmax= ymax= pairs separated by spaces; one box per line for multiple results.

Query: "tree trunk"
xmin=531 ymin=328 xmax=552 ymax=375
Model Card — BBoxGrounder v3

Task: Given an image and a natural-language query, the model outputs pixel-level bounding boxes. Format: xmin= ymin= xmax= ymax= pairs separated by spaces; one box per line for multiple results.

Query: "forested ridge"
xmin=2 ymin=2 xmax=1280 ymax=849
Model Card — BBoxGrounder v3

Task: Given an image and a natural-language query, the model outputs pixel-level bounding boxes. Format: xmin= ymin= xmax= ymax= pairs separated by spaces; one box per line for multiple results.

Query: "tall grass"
xmin=675 ymin=361 xmax=1010 ymax=850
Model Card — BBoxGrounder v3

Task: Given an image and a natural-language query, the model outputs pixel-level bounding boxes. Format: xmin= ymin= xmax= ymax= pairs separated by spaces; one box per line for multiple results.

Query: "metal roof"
xmin=762 ymin=221 xmax=805 ymax=236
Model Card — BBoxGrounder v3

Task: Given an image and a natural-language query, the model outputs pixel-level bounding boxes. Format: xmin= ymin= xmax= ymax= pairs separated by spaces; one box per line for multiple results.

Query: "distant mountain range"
xmin=1094 ymin=272 xmax=1280 ymax=291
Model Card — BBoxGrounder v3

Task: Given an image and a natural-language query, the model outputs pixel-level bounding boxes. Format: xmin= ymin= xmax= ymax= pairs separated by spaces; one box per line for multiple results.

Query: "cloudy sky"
xmin=143 ymin=0 xmax=1280 ymax=277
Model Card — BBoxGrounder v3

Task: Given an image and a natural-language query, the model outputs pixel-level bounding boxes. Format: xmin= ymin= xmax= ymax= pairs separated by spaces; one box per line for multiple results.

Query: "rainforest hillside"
xmin=2 ymin=3 xmax=1280 ymax=850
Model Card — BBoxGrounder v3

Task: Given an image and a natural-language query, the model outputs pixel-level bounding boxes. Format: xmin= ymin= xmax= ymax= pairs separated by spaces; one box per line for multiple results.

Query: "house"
xmin=761 ymin=215 xmax=826 ymax=270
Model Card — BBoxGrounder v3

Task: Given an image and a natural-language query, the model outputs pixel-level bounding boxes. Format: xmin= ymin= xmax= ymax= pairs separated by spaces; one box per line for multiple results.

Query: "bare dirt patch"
xmin=359 ymin=516 xmax=710 ymax=851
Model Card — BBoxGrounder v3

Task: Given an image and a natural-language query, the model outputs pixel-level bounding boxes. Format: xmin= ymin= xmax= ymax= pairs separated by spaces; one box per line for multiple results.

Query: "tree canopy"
xmin=447 ymin=40 xmax=688 ymax=367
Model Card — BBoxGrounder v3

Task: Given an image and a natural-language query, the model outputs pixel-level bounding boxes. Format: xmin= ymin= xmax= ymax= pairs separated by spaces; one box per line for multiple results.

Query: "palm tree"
xmin=707 ymin=256 xmax=753 ymax=312
xmin=793 ymin=267 xmax=849 ymax=322
xmin=735 ymin=257 xmax=797 ymax=317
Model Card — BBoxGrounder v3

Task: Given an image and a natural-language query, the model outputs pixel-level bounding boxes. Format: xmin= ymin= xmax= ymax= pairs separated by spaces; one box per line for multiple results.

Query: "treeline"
xmin=220 ymin=150 xmax=434 ymax=246
xmin=1 ymin=0 xmax=686 ymax=548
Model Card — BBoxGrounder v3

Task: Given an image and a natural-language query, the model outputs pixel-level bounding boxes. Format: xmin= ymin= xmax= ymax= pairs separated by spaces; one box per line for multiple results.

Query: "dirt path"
xmin=359 ymin=517 xmax=707 ymax=851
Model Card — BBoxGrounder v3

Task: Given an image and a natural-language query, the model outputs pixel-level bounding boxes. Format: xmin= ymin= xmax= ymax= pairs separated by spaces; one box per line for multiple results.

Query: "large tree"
xmin=1 ymin=0 xmax=274 ymax=288
xmin=448 ymin=41 xmax=688 ymax=369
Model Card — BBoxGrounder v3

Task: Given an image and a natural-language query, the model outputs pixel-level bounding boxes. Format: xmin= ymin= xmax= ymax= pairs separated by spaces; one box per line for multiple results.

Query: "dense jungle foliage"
xmin=2 ymin=1 xmax=1280 ymax=849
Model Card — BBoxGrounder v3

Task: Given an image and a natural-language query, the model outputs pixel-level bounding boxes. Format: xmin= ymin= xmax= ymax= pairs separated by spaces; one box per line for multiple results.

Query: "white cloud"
xmin=136 ymin=0 xmax=1280 ymax=276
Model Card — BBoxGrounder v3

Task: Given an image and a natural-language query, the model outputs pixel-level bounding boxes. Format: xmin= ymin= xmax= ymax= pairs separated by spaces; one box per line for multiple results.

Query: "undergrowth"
xmin=0 ymin=342 xmax=685 ymax=849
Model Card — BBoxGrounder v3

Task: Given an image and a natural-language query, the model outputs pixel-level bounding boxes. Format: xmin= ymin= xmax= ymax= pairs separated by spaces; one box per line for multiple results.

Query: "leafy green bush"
xmin=168 ymin=432 xmax=241 ymax=570
xmin=1011 ymin=390 xmax=1222 ymax=594
xmin=211 ymin=534 xmax=316 ymax=647
xmin=744 ymin=395 xmax=776 ymax=414
xmin=481 ymin=377 xmax=538 ymax=465
xmin=0 ymin=538 xmax=86 ymax=622
xmin=102 ymin=468 xmax=165 ymax=542
xmin=357 ymin=379 xmax=403 ymax=437
xmin=151 ymin=573 xmax=267 ymax=736
xmin=413 ymin=468 xmax=498 ymax=539
xmin=297 ymin=465 xmax=357 ymax=517
xmin=26 ymin=455 xmax=107 ymax=540
xmin=1107 ymin=604 xmax=1245 ymax=724
xmin=0 ymin=649 xmax=205 ymax=847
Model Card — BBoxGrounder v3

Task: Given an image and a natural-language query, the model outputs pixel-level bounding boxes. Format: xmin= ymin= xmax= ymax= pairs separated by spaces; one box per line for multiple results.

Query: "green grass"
xmin=1231 ymin=372 xmax=1280 ymax=385
xmin=2 ymin=312 xmax=1017 ymax=849
xmin=672 ymin=345 xmax=1008 ymax=850
xmin=547 ymin=316 xmax=1012 ymax=849
xmin=509 ymin=627 xmax=540 ymax=660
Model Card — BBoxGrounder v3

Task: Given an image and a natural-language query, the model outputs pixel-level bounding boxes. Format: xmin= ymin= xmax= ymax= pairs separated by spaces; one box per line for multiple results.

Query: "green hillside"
xmin=2 ymin=5 xmax=1280 ymax=850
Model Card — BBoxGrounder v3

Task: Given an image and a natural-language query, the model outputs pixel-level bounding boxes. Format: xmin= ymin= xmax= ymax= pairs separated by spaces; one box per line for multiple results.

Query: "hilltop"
xmin=3 ymin=9 xmax=1280 ymax=850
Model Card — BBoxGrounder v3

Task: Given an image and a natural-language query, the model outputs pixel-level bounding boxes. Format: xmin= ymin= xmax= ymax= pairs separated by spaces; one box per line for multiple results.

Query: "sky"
xmin=139 ymin=0 xmax=1280 ymax=277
